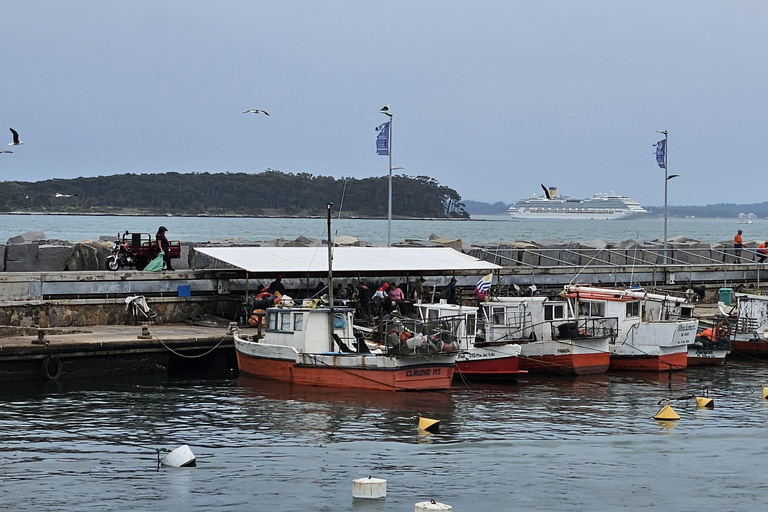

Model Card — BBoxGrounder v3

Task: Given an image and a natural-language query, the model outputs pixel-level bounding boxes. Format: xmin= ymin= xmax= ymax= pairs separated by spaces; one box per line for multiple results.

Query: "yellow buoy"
xmin=695 ymin=396 xmax=714 ymax=409
xmin=762 ymin=386 xmax=768 ymax=400
xmin=654 ymin=403 xmax=680 ymax=421
xmin=418 ymin=415 xmax=440 ymax=433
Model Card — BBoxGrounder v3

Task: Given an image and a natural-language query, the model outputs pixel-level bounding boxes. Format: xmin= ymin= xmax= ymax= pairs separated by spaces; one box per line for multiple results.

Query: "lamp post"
xmin=381 ymin=107 xmax=394 ymax=246
xmin=656 ymin=130 xmax=679 ymax=264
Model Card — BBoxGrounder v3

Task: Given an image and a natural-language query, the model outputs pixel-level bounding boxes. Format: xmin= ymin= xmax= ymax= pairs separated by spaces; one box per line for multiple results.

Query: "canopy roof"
xmin=195 ymin=246 xmax=500 ymax=276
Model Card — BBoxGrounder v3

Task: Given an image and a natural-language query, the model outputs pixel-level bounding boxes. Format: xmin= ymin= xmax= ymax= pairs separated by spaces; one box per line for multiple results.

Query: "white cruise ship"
xmin=508 ymin=185 xmax=649 ymax=220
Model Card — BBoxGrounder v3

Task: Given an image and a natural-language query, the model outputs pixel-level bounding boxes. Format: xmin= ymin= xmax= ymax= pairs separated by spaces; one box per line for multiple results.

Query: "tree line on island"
xmin=0 ymin=170 xmax=469 ymax=218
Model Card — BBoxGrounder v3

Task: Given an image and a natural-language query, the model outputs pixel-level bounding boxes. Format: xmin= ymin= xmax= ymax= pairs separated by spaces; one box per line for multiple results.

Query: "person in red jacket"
xmin=756 ymin=241 xmax=768 ymax=263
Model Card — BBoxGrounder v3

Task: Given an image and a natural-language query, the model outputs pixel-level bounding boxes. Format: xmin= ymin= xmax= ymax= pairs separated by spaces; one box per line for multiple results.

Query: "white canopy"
xmin=195 ymin=246 xmax=500 ymax=275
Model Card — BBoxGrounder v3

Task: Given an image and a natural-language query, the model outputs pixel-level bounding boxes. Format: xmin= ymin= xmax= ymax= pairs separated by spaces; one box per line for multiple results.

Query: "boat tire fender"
xmin=40 ymin=356 xmax=64 ymax=381
xmin=715 ymin=320 xmax=731 ymax=341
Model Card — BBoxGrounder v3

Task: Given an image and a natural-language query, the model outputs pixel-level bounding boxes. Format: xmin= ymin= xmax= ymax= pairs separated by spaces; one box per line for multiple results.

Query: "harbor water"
xmin=0 ymin=213 xmax=760 ymax=247
xmin=3 ymin=360 xmax=768 ymax=510
xmin=2 ymin=214 xmax=768 ymax=510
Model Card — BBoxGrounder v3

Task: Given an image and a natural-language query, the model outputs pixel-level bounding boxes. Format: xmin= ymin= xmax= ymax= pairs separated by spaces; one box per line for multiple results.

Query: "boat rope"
xmin=569 ymin=249 xmax=604 ymax=285
xmin=452 ymin=363 xmax=472 ymax=390
xmin=154 ymin=333 xmax=232 ymax=359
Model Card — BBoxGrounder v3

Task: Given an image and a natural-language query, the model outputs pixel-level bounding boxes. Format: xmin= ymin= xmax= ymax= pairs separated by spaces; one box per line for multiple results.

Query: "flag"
xmin=655 ymin=139 xmax=666 ymax=169
xmin=475 ymin=273 xmax=493 ymax=295
xmin=376 ymin=121 xmax=390 ymax=155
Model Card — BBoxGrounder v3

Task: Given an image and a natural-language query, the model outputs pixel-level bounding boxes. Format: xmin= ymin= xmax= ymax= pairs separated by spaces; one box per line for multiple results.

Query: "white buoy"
xmin=415 ymin=499 xmax=452 ymax=511
xmin=352 ymin=476 xmax=386 ymax=499
xmin=160 ymin=445 xmax=196 ymax=467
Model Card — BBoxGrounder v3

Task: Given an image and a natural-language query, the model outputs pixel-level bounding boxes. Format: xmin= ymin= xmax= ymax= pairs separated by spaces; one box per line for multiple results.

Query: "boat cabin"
xmin=264 ymin=305 xmax=357 ymax=353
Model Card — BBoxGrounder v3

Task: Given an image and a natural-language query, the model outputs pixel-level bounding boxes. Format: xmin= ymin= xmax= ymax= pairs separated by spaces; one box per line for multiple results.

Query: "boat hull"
xmin=731 ymin=339 xmax=768 ymax=357
xmin=518 ymin=338 xmax=610 ymax=375
xmin=235 ymin=339 xmax=455 ymax=391
xmin=687 ymin=347 xmax=729 ymax=366
xmin=454 ymin=344 xmax=525 ymax=381
xmin=608 ymin=350 xmax=688 ymax=372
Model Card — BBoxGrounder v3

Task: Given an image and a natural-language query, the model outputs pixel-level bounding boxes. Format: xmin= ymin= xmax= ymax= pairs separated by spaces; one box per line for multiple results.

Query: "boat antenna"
xmin=327 ymin=202 xmax=334 ymax=348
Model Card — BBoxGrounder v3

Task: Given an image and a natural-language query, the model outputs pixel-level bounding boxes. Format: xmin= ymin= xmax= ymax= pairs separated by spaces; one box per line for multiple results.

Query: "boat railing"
xmin=477 ymin=316 xmax=618 ymax=343
xmin=469 ymin=245 xmax=755 ymax=269
xmin=736 ymin=316 xmax=760 ymax=334
xmin=377 ymin=317 xmax=462 ymax=356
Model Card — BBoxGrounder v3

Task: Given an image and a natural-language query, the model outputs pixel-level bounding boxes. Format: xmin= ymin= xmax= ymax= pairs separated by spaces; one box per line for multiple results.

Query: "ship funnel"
xmin=549 ymin=187 xmax=558 ymax=198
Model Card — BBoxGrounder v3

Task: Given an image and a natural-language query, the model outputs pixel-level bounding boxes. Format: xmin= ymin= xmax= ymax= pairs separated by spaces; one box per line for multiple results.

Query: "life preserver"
xmin=40 ymin=356 xmax=63 ymax=380
xmin=714 ymin=320 xmax=731 ymax=341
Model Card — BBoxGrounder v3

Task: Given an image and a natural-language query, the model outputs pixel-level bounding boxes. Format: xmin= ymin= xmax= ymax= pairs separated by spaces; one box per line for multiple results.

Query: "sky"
xmin=2 ymin=1 xmax=767 ymax=207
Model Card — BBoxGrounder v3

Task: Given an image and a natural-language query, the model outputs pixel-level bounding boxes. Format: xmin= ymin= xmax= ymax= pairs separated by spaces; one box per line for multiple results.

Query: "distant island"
xmin=0 ymin=171 xmax=470 ymax=219
xmin=464 ymin=200 xmax=768 ymax=219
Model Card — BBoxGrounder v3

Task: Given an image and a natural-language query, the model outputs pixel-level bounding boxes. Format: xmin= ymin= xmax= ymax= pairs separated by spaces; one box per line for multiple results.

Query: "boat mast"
xmin=327 ymin=202 xmax=334 ymax=348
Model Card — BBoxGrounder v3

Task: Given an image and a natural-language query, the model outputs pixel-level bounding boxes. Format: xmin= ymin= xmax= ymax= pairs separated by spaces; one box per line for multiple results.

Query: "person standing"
xmin=757 ymin=242 xmax=768 ymax=263
xmin=270 ymin=275 xmax=286 ymax=296
xmin=413 ymin=277 xmax=426 ymax=302
xmin=444 ymin=277 xmax=458 ymax=304
xmin=155 ymin=226 xmax=173 ymax=271
xmin=357 ymin=280 xmax=372 ymax=325
xmin=734 ymin=229 xmax=744 ymax=263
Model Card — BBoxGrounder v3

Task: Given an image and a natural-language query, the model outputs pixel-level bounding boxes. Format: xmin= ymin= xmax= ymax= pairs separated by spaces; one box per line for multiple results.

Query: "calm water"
xmin=0 ymin=213 xmax=760 ymax=246
xmin=3 ymin=360 xmax=768 ymax=511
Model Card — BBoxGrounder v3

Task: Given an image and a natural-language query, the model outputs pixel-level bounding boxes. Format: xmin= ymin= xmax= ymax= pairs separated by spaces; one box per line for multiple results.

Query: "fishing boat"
xmin=232 ymin=203 xmax=456 ymax=391
xmin=507 ymin=185 xmax=649 ymax=220
xmin=477 ymin=296 xmax=617 ymax=375
xmin=726 ymin=293 xmax=768 ymax=357
xmin=414 ymin=302 xmax=526 ymax=382
xmin=562 ymin=285 xmax=698 ymax=371
xmin=686 ymin=319 xmax=731 ymax=366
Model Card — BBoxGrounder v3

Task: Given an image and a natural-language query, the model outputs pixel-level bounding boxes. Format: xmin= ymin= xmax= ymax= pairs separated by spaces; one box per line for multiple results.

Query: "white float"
xmin=352 ymin=476 xmax=387 ymax=499
xmin=160 ymin=445 xmax=197 ymax=467
xmin=415 ymin=499 xmax=452 ymax=511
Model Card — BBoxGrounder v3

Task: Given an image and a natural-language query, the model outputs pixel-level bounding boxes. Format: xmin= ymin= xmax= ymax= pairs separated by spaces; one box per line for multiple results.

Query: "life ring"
xmin=714 ymin=320 xmax=732 ymax=341
xmin=40 ymin=356 xmax=63 ymax=380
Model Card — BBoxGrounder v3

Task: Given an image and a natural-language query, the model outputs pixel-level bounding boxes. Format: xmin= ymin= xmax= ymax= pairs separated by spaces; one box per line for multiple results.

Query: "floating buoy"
xmin=415 ymin=499 xmax=452 ymax=511
xmin=352 ymin=476 xmax=386 ymax=499
xmin=654 ymin=403 xmax=680 ymax=421
xmin=762 ymin=386 xmax=768 ymax=400
xmin=159 ymin=445 xmax=196 ymax=467
xmin=695 ymin=396 xmax=714 ymax=409
xmin=418 ymin=415 xmax=440 ymax=433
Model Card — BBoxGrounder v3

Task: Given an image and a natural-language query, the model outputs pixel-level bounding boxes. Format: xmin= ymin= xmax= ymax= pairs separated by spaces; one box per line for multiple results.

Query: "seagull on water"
xmin=9 ymin=128 xmax=23 ymax=146
xmin=242 ymin=109 xmax=269 ymax=116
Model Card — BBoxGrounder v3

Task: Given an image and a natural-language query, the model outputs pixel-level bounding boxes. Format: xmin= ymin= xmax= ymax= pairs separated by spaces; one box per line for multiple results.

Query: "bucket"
xmin=718 ymin=288 xmax=732 ymax=306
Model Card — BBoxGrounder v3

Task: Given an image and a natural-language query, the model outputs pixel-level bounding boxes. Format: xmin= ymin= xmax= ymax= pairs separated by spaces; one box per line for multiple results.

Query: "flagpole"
xmin=656 ymin=130 xmax=669 ymax=264
xmin=387 ymin=117 xmax=393 ymax=247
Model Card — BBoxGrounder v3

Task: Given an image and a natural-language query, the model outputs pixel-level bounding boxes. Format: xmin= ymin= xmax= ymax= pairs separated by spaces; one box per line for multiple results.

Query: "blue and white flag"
xmin=376 ymin=121 xmax=390 ymax=156
xmin=475 ymin=273 xmax=493 ymax=295
xmin=655 ymin=139 xmax=666 ymax=169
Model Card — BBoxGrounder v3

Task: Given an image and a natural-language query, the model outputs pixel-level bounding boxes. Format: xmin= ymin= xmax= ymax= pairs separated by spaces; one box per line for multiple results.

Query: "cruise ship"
xmin=508 ymin=185 xmax=649 ymax=220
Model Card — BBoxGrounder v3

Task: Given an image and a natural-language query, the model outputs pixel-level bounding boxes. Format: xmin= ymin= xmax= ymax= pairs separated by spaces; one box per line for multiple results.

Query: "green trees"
xmin=0 ymin=170 xmax=469 ymax=218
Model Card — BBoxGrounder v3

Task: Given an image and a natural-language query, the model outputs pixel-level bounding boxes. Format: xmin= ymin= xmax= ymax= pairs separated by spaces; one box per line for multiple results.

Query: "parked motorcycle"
xmin=105 ymin=231 xmax=149 ymax=271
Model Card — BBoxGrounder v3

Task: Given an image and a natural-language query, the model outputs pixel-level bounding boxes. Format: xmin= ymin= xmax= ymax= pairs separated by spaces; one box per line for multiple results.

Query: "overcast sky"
xmin=3 ymin=1 xmax=767 ymax=207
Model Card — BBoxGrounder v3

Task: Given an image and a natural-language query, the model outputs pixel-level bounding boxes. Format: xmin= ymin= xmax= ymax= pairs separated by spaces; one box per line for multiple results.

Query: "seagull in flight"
xmin=380 ymin=104 xmax=392 ymax=117
xmin=9 ymin=128 xmax=23 ymax=146
xmin=242 ymin=109 xmax=269 ymax=116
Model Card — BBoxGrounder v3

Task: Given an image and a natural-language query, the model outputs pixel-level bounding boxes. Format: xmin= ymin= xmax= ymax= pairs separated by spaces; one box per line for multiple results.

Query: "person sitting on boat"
xmin=345 ymin=282 xmax=358 ymax=301
xmin=334 ymin=283 xmax=347 ymax=300
xmin=734 ymin=230 xmax=744 ymax=263
xmin=757 ymin=242 xmax=768 ymax=263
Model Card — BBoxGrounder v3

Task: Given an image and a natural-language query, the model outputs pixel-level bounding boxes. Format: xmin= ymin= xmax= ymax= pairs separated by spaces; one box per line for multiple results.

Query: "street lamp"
xmin=656 ymin=130 xmax=679 ymax=264
xmin=380 ymin=106 xmax=394 ymax=246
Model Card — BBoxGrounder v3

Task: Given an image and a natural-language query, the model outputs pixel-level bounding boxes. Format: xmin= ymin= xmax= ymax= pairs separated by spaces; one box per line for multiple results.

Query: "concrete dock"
xmin=0 ymin=323 xmax=236 ymax=382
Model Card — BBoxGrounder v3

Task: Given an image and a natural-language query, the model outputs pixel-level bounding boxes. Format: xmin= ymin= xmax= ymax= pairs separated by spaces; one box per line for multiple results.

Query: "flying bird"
xmin=9 ymin=128 xmax=23 ymax=146
xmin=380 ymin=104 xmax=390 ymax=113
xmin=242 ymin=109 xmax=269 ymax=116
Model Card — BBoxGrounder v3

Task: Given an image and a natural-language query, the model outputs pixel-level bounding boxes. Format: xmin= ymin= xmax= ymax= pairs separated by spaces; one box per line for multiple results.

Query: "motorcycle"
xmin=105 ymin=231 xmax=150 ymax=271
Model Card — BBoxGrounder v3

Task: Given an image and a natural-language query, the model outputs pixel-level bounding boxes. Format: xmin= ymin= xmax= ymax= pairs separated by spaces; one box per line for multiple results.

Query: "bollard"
xmin=415 ymin=499 xmax=452 ymax=511
xmin=352 ymin=476 xmax=386 ymax=499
